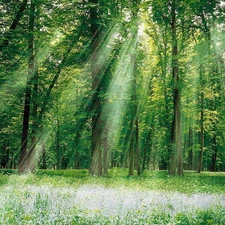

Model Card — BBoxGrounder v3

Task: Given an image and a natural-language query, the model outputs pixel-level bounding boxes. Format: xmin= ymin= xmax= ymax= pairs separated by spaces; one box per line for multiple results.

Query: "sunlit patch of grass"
xmin=0 ymin=169 xmax=224 ymax=224
xmin=173 ymin=205 xmax=225 ymax=225
xmin=108 ymin=167 xmax=130 ymax=178
xmin=0 ymin=174 xmax=9 ymax=186
xmin=1 ymin=168 xmax=224 ymax=194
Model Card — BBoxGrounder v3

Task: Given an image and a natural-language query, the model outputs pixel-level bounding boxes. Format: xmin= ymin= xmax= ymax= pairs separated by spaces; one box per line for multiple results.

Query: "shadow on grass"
xmin=35 ymin=169 xmax=89 ymax=178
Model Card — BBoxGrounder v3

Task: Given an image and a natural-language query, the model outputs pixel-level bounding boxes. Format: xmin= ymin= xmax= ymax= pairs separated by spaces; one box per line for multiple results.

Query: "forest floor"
xmin=0 ymin=169 xmax=224 ymax=224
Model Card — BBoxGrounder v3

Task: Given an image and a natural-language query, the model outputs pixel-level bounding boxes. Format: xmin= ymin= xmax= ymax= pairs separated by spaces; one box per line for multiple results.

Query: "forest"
xmin=1 ymin=0 xmax=225 ymax=176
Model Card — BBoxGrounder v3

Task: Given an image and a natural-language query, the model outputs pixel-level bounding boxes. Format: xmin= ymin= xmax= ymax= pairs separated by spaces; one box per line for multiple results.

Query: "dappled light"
xmin=0 ymin=0 xmax=225 ymax=223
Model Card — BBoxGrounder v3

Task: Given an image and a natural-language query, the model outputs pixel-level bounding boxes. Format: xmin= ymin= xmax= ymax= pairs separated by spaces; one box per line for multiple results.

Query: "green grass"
xmin=0 ymin=168 xmax=224 ymax=224
xmin=40 ymin=168 xmax=225 ymax=194
xmin=35 ymin=169 xmax=88 ymax=178
xmin=1 ymin=168 xmax=224 ymax=193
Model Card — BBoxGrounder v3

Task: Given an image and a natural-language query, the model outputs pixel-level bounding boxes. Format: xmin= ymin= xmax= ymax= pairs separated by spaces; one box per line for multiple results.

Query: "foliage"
xmin=0 ymin=0 xmax=225 ymax=174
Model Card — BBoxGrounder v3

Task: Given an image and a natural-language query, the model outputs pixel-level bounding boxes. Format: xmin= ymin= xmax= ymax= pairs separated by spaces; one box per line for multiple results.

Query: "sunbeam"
xmin=0 ymin=30 xmax=64 ymax=116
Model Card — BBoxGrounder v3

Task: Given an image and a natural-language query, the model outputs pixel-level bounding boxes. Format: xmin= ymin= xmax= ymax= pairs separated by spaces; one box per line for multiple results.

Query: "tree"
xmin=0 ymin=0 xmax=225 ymax=173
xmin=188 ymin=0 xmax=223 ymax=172
xmin=88 ymin=0 xmax=103 ymax=176
xmin=18 ymin=0 xmax=36 ymax=173
xmin=127 ymin=0 xmax=141 ymax=176
xmin=150 ymin=0 xmax=184 ymax=175
xmin=0 ymin=0 xmax=28 ymax=53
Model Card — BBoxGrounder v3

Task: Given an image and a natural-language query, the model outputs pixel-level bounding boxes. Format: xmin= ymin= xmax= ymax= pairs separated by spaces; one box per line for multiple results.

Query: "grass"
xmin=34 ymin=168 xmax=225 ymax=194
xmin=0 ymin=168 xmax=224 ymax=224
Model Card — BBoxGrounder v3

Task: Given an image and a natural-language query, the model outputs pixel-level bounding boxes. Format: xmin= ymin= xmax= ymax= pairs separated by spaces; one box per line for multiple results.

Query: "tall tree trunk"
xmin=210 ymin=134 xmax=217 ymax=171
xmin=169 ymin=1 xmax=183 ymax=176
xmin=89 ymin=0 xmax=103 ymax=176
xmin=175 ymin=90 xmax=183 ymax=175
xmin=56 ymin=111 xmax=60 ymax=169
xmin=133 ymin=36 xmax=140 ymax=175
xmin=153 ymin=23 xmax=170 ymax=171
xmin=128 ymin=0 xmax=140 ymax=176
xmin=18 ymin=0 xmax=35 ymax=173
xmin=128 ymin=132 xmax=135 ymax=176
xmin=197 ymin=11 xmax=213 ymax=173
xmin=74 ymin=151 xmax=80 ymax=169
xmin=10 ymin=150 xmax=14 ymax=169
xmin=172 ymin=1 xmax=183 ymax=176
xmin=74 ymin=130 xmax=81 ymax=169
xmin=135 ymin=119 xmax=141 ymax=175
xmin=18 ymin=83 xmax=32 ymax=173
xmin=168 ymin=121 xmax=176 ymax=175
xmin=1 ymin=142 xmax=9 ymax=168
xmin=103 ymin=128 xmax=109 ymax=176
xmin=142 ymin=131 xmax=151 ymax=172
xmin=27 ymin=78 xmax=38 ymax=172
xmin=187 ymin=128 xmax=193 ymax=170
xmin=29 ymin=2 xmax=40 ymax=171
xmin=197 ymin=91 xmax=204 ymax=173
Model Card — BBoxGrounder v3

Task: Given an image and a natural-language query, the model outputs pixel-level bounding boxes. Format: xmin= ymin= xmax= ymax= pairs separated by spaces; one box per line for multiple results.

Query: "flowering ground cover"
xmin=0 ymin=169 xmax=224 ymax=224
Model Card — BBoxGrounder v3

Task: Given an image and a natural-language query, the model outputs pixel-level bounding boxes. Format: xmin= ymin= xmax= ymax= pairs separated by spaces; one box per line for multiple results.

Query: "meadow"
xmin=0 ymin=169 xmax=224 ymax=224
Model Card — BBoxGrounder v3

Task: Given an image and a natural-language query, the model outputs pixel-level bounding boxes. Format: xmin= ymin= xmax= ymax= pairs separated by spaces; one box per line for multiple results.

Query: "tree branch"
xmin=0 ymin=0 xmax=28 ymax=52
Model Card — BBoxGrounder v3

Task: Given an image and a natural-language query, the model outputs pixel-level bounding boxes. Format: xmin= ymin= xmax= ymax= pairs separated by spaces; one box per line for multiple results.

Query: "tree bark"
xmin=103 ymin=128 xmax=109 ymax=176
xmin=29 ymin=2 xmax=40 ymax=172
xmin=187 ymin=128 xmax=193 ymax=170
xmin=197 ymin=91 xmax=204 ymax=173
xmin=169 ymin=0 xmax=183 ymax=176
xmin=210 ymin=134 xmax=217 ymax=171
xmin=135 ymin=119 xmax=141 ymax=175
xmin=128 ymin=132 xmax=134 ymax=176
xmin=89 ymin=0 xmax=103 ymax=176
xmin=142 ymin=131 xmax=151 ymax=172
xmin=56 ymin=109 xmax=60 ymax=169
xmin=74 ymin=151 xmax=80 ymax=169
xmin=128 ymin=0 xmax=140 ymax=176
xmin=0 ymin=142 xmax=10 ymax=168
xmin=18 ymin=0 xmax=35 ymax=173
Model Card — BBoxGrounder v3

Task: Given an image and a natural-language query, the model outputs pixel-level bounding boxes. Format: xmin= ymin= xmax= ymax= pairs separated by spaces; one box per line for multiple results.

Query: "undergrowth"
xmin=0 ymin=168 xmax=224 ymax=194
xmin=0 ymin=168 xmax=224 ymax=224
